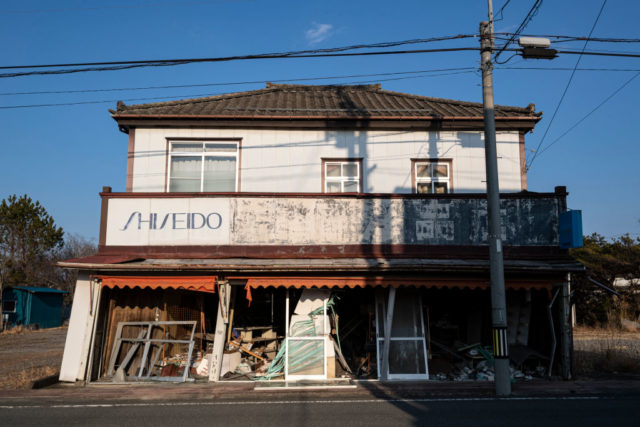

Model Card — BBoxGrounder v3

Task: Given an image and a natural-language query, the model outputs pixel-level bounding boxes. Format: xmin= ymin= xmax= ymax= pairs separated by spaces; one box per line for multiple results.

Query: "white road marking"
xmin=0 ymin=396 xmax=600 ymax=409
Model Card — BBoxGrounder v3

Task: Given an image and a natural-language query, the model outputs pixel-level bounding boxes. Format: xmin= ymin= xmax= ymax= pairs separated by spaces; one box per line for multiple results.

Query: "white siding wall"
xmin=130 ymin=128 xmax=522 ymax=193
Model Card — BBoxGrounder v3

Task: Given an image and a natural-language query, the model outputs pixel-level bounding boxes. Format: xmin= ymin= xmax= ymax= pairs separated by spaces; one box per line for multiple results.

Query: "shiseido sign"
xmin=105 ymin=198 xmax=230 ymax=246
xmin=121 ymin=212 xmax=223 ymax=231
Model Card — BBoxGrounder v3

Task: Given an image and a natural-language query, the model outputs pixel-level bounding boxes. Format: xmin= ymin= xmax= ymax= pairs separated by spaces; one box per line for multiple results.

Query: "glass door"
xmin=285 ymin=290 xmax=328 ymax=380
xmin=376 ymin=288 xmax=429 ymax=380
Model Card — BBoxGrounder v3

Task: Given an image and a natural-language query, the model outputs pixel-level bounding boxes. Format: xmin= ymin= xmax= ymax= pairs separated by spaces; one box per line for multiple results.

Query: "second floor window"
xmin=324 ymin=159 xmax=361 ymax=193
xmin=415 ymin=161 xmax=450 ymax=194
xmin=168 ymin=141 xmax=238 ymax=192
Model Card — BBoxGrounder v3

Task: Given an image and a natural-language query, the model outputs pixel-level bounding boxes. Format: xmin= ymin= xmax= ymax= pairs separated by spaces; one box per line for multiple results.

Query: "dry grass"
xmin=0 ymin=325 xmax=27 ymax=335
xmin=574 ymin=326 xmax=640 ymax=375
xmin=0 ymin=366 xmax=58 ymax=389
xmin=0 ymin=326 xmax=67 ymax=389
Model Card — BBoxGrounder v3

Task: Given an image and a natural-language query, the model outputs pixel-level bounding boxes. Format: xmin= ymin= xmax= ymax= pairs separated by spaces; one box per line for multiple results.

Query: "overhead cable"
xmin=0 ymin=67 xmax=475 ymax=96
xmin=0 ymin=35 xmax=477 ymax=70
xmin=0 ymin=70 xmax=477 ymax=110
xmin=494 ymin=0 xmax=544 ymax=63
xmin=3 ymin=46 xmax=640 ymax=79
xmin=527 ymin=0 xmax=607 ymax=171
xmin=534 ymin=71 xmax=639 ymax=159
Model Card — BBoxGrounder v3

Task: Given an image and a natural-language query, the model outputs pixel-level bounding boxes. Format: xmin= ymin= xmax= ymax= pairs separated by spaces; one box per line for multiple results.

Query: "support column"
xmin=380 ymin=287 xmax=396 ymax=381
xmin=560 ymin=277 xmax=573 ymax=380
xmin=209 ymin=280 xmax=231 ymax=382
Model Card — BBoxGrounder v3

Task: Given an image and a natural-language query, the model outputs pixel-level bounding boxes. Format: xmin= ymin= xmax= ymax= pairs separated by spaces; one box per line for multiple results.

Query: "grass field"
xmin=573 ymin=326 xmax=640 ymax=375
xmin=0 ymin=326 xmax=67 ymax=389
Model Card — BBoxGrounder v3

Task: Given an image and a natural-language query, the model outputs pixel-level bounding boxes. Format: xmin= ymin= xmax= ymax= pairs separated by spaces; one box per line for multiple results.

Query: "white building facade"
xmin=59 ymin=84 xmax=579 ymax=386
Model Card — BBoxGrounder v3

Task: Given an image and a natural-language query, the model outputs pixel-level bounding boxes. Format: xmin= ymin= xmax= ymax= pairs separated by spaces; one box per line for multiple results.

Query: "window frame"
xmin=166 ymin=138 xmax=241 ymax=192
xmin=321 ymin=158 xmax=363 ymax=193
xmin=411 ymin=159 xmax=453 ymax=194
xmin=2 ymin=300 xmax=16 ymax=313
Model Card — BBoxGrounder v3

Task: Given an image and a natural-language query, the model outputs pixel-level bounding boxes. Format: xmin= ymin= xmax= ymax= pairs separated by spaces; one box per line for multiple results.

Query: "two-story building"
xmin=58 ymin=84 xmax=581 ymax=385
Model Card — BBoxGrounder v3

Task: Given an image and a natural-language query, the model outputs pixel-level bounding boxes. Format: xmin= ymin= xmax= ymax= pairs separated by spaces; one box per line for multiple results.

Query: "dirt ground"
xmin=0 ymin=327 xmax=67 ymax=389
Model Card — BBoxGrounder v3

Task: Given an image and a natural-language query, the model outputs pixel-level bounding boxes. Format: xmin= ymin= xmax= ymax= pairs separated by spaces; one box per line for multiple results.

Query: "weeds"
xmin=574 ymin=326 xmax=640 ymax=375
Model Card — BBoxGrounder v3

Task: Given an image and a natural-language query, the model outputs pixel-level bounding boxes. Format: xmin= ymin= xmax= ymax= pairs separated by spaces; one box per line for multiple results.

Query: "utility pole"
xmin=480 ymin=1 xmax=511 ymax=396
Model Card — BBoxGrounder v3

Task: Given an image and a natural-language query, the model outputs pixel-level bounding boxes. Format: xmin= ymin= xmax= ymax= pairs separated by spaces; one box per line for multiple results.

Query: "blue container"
xmin=559 ymin=210 xmax=583 ymax=249
xmin=2 ymin=286 xmax=68 ymax=329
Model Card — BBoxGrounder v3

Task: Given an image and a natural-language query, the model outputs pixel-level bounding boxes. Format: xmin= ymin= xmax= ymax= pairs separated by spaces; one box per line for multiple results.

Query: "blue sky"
xmin=1 ymin=0 xmax=639 ymax=242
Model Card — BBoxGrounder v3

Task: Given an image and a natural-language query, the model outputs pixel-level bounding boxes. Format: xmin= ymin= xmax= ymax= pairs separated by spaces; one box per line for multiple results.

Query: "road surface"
xmin=2 ymin=394 xmax=639 ymax=426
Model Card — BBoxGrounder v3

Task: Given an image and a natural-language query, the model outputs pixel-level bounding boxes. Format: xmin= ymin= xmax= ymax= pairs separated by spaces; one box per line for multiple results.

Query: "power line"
xmin=0 ymin=70 xmax=477 ymax=110
xmin=494 ymin=0 xmax=512 ymax=22
xmin=496 ymin=33 xmax=640 ymax=43
xmin=0 ymin=67 xmax=475 ymax=96
xmin=3 ymin=66 xmax=638 ymax=97
xmin=527 ymin=0 xmax=607 ymax=171
xmin=0 ymin=47 xmax=482 ymax=78
xmin=534 ymin=71 xmax=639 ymax=158
xmin=3 ymin=46 xmax=640 ymax=80
xmin=0 ymin=93 xmax=224 ymax=110
xmin=0 ymin=1 xmax=246 ymax=14
xmin=498 ymin=66 xmax=640 ymax=72
xmin=0 ymin=35 xmax=477 ymax=70
xmin=494 ymin=0 xmax=544 ymax=64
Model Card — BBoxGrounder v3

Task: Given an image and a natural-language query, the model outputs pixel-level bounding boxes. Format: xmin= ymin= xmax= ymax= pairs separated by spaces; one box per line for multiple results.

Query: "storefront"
xmin=59 ymin=190 xmax=581 ymax=385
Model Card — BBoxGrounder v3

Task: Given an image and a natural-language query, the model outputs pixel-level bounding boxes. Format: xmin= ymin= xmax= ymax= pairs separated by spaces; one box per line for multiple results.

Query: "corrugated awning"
xmin=99 ymin=276 xmax=217 ymax=293
xmin=238 ymin=276 xmax=551 ymax=290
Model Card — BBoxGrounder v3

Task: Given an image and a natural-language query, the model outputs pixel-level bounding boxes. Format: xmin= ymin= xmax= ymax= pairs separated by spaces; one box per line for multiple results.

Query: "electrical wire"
xmin=527 ymin=0 xmax=607 ymax=171
xmin=0 ymin=67 xmax=475 ymax=96
xmin=534 ymin=71 xmax=639 ymax=158
xmin=494 ymin=0 xmax=544 ymax=64
xmin=494 ymin=0 xmax=511 ymax=22
xmin=0 ymin=1 xmax=246 ymax=14
xmin=3 ymin=46 xmax=640 ymax=80
xmin=495 ymin=33 xmax=640 ymax=44
xmin=3 ymin=66 xmax=638 ymax=97
xmin=0 ymin=69 xmax=477 ymax=110
xmin=498 ymin=66 xmax=640 ymax=72
xmin=0 ymin=35 xmax=477 ymax=70
xmin=0 ymin=46 xmax=482 ymax=78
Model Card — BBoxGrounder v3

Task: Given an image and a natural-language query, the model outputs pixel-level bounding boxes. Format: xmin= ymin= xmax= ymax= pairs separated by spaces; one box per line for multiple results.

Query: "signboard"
xmin=104 ymin=196 xmax=559 ymax=247
xmin=105 ymin=198 xmax=230 ymax=246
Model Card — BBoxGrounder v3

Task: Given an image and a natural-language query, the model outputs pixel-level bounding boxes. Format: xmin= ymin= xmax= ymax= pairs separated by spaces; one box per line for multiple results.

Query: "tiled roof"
xmin=111 ymin=83 xmax=541 ymax=119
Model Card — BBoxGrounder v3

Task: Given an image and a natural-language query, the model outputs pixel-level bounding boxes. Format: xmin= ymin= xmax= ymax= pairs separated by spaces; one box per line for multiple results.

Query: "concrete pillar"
xmin=560 ymin=277 xmax=573 ymax=380
xmin=209 ymin=280 xmax=231 ymax=382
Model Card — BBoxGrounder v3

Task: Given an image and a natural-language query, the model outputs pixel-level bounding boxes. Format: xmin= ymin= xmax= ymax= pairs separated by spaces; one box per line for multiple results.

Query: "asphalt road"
xmin=2 ymin=395 xmax=639 ymax=426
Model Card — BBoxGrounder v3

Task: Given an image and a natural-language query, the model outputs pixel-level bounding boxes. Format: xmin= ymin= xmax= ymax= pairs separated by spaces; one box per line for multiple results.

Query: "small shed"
xmin=2 ymin=286 xmax=68 ymax=329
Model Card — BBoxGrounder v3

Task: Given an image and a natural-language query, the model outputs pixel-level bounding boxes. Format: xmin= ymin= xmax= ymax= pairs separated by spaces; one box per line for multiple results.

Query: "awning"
xmin=98 ymin=275 xmax=217 ymax=293
xmin=236 ymin=276 xmax=552 ymax=290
